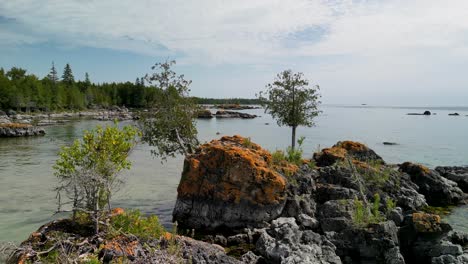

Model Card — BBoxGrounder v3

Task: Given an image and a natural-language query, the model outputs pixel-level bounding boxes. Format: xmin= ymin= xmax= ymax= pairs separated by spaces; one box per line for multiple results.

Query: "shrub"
xmin=242 ymin=137 xmax=253 ymax=148
xmin=110 ymin=210 xmax=165 ymax=240
xmin=352 ymin=193 xmax=385 ymax=227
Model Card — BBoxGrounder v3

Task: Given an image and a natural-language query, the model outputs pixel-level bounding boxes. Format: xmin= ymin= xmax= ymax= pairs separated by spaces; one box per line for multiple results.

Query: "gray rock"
xmin=256 ymin=217 xmax=342 ymax=264
xmin=241 ymin=251 xmax=262 ymax=264
xmin=435 ymin=166 xmax=468 ymax=193
xmin=388 ymin=207 xmax=404 ymax=226
xmin=296 ymin=214 xmax=319 ymax=229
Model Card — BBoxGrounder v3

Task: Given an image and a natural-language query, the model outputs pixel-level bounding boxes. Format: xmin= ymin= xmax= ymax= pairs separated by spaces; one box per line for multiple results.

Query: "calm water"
xmin=1 ymin=105 xmax=467 ymax=242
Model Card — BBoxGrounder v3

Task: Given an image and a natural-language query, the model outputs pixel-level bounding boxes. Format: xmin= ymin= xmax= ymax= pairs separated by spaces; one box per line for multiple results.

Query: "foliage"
xmin=352 ymin=193 xmax=385 ymax=227
xmin=62 ymin=63 xmax=75 ymax=87
xmin=271 ymin=136 xmax=306 ymax=166
xmin=0 ymin=65 xmax=154 ymax=111
xmin=242 ymin=137 xmax=253 ymax=148
xmin=422 ymin=205 xmax=455 ymax=216
xmin=386 ymin=198 xmax=396 ymax=214
xmin=258 ymin=69 xmax=321 ymax=149
xmin=54 ymin=123 xmax=140 ymax=234
xmin=110 ymin=210 xmax=165 ymax=240
xmin=140 ymin=60 xmax=199 ymax=160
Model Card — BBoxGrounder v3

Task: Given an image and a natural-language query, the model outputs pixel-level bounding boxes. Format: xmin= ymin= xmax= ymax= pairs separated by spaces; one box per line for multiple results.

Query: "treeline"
xmin=194 ymin=97 xmax=260 ymax=105
xmin=0 ymin=64 xmax=155 ymax=111
xmin=0 ymin=64 xmax=261 ymax=112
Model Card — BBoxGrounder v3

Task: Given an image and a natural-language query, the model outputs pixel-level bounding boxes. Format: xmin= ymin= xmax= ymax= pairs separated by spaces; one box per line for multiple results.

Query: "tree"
xmin=54 ymin=123 xmax=140 ymax=234
xmin=62 ymin=63 xmax=75 ymax=87
xmin=258 ymin=70 xmax=321 ymax=150
xmin=47 ymin=61 xmax=59 ymax=84
xmin=140 ymin=60 xmax=199 ymax=160
xmin=85 ymin=72 xmax=91 ymax=85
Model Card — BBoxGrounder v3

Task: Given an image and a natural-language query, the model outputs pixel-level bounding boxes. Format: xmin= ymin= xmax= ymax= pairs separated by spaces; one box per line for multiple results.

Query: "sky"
xmin=1 ymin=0 xmax=468 ymax=106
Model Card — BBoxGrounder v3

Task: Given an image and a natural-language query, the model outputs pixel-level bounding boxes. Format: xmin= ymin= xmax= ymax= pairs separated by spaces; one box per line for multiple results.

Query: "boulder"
xmin=313 ymin=140 xmax=384 ymax=167
xmin=197 ymin=109 xmax=213 ymax=118
xmin=400 ymin=162 xmax=464 ymax=206
xmin=435 ymin=166 xmax=468 ymax=193
xmin=424 ymin=111 xmax=431 ymax=115
xmin=255 ymin=217 xmax=342 ymax=264
xmin=215 ymin=110 xmax=257 ymax=119
xmin=0 ymin=123 xmax=46 ymax=137
xmin=448 ymin=113 xmax=460 ymax=116
xmin=173 ymin=135 xmax=288 ymax=230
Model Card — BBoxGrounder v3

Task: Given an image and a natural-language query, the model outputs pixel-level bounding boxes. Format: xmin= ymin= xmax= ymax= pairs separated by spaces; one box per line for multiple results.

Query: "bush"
xmin=352 ymin=193 xmax=385 ymax=227
xmin=110 ymin=210 xmax=165 ymax=240
xmin=271 ymin=136 xmax=307 ymax=167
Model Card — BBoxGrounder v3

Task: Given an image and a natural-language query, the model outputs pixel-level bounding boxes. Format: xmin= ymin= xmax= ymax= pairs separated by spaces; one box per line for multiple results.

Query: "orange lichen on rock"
xmin=102 ymin=235 xmax=140 ymax=257
xmin=335 ymin=141 xmax=368 ymax=152
xmin=177 ymin=135 xmax=287 ymax=205
xmin=0 ymin=123 xmax=32 ymax=128
xmin=400 ymin=162 xmax=431 ymax=176
xmin=313 ymin=146 xmax=348 ymax=166
xmin=111 ymin=207 xmax=125 ymax=216
xmin=412 ymin=212 xmax=442 ymax=233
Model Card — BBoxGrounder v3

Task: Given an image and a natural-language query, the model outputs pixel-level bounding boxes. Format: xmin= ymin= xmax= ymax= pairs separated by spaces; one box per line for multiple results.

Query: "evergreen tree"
xmin=85 ymin=72 xmax=91 ymax=85
xmin=62 ymin=63 xmax=75 ymax=87
xmin=47 ymin=61 xmax=59 ymax=84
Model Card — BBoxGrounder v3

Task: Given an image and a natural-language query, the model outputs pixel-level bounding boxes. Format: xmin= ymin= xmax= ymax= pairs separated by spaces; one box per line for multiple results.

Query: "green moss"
xmin=422 ymin=205 xmax=455 ymax=216
xmin=225 ymin=243 xmax=256 ymax=258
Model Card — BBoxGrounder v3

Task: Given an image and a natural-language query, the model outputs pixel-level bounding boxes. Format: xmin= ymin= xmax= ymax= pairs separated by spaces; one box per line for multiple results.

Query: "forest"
xmin=0 ymin=64 xmax=259 ymax=112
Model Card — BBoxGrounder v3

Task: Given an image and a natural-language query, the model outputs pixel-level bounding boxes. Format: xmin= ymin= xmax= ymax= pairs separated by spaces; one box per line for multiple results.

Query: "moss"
xmin=225 ymin=243 xmax=256 ymax=258
xmin=422 ymin=205 xmax=455 ymax=216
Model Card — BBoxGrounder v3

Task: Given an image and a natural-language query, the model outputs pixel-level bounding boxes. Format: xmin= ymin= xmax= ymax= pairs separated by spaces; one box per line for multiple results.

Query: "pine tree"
xmin=85 ymin=72 xmax=91 ymax=85
xmin=47 ymin=62 xmax=59 ymax=84
xmin=62 ymin=63 xmax=75 ymax=87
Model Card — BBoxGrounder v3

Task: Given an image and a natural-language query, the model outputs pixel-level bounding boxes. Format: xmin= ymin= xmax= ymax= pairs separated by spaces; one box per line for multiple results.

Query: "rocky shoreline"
xmin=7 ymin=136 xmax=468 ymax=263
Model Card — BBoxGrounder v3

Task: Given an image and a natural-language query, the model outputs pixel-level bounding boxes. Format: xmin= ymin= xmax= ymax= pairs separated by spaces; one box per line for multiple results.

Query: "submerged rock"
xmin=173 ymin=135 xmax=288 ymax=230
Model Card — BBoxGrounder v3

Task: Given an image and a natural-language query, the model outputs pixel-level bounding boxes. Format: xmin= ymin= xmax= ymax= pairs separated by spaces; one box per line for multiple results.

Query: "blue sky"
xmin=1 ymin=0 xmax=468 ymax=106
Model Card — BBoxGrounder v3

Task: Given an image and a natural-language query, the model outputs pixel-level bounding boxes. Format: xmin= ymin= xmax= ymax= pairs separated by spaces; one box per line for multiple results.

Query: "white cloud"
xmin=2 ymin=0 xmax=468 ymax=64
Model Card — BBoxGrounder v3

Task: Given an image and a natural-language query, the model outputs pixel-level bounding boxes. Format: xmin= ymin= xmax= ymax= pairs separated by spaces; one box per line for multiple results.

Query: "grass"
xmin=109 ymin=210 xmax=165 ymax=240
xmin=271 ymin=136 xmax=307 ymax=167
xmin=352 ymin=193 xmax=386 ymax=227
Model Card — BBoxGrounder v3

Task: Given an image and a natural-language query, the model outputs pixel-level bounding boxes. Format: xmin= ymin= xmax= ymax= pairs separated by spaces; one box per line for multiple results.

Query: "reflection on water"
xmin=1 ymin=105 xmax=467 ymax=242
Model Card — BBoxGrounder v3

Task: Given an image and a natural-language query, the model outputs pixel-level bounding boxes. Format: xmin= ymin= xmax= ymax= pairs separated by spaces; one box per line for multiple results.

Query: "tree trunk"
xmin=291 ymin=126 xmax=297 ymax=150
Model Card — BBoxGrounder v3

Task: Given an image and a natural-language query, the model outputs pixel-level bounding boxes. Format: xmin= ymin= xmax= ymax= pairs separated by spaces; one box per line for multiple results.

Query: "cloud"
xmin=2 ymin=0 xmax=468 ymax=65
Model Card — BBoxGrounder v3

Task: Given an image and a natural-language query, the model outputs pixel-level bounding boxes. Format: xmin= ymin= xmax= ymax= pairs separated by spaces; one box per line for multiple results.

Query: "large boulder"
xmin=435 ymin=166 xmax=468 ymax=193
xmin=313 ymin=140 xmax=384 ymax=167
xmin=399 ymin=162 xmax=464 ymax=206
xmin=173 ymin=135 xmax=288 ymax=230
xmin=255 ymin=217 xmax=342 ymax=264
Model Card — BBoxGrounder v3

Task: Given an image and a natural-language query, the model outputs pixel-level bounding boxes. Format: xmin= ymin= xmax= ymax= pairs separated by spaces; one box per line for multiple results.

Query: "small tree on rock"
xmin=259 ymin=70 xmax=321 ymax=150
xmin=140 ymin=60 xmax=199 ymax=160
xmin=54 ymin=123 xmax=140 ymax=234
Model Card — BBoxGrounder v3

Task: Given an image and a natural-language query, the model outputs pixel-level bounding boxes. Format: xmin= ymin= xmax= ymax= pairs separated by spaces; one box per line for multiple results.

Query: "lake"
xmin=1 ymin=105 xmax=467 ymax=242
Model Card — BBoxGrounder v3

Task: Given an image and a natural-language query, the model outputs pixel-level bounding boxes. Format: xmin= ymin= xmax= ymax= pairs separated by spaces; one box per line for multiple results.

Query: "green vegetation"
xmin=0 ymin=64 xmax=155 ymax=111
xmin=422 ymin=205 xmax=455 ymax=216
xmin=242 ymin=137 xmax=253 ymax=148
xmin=140 ymin=60 xmax=199 ymax=160
xmin=258 ymin=70 xmax=321 ymax=150
xmin=271 ymin=136 xmax=306 ymax=166
xmin=109 ymin=210 xmax=165 ymax=240
xmin=54 ymin=123 xmax=140 ymax=234
xmin=352 ymin=193 xmax=385 ymax=227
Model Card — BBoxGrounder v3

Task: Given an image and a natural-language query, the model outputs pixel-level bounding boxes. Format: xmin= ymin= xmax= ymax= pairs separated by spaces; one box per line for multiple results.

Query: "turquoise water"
xmin=1 ymin=105 xmax=467 ymax=242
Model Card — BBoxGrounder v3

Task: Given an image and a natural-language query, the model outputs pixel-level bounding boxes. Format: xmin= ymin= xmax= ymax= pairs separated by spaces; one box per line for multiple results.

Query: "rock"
xmin=255 ymin=217 xmax=342 ymax=264
xmin=173 ymin=135 xmax=288 ymax=230
xmin=448 ymin=113 xmax=460 ymax=116
xmin=197 ymin=109 xmax=213 ymax=118
xmin=215 ymin=110 xmax=257 ymax=119
xmin=435 ymin=166 xmax=468 ymax=193
xmin=313 ymin=140 xmax=384 ymax=166
xmin=214 ymin=104 xmax=260 ymax=110
xmin=297 ymin=214 xmax=319 ymax=229
xmin=431 ymin=254 xmax=468 ymax=264
xmin=407 ymin=111 xmax=432 ymax=116
xmin=388 ymin=207 xmax=404 ymax=226
xmin=424 ymin=111 xmax=432 ymax=115
xmin=241 ymin=251 xmax=262 ymax=263
xmin=0 ymin=123 xmax=46 ymax=137
xmin=400 ymin=162 xmax=464 ymax=206
xmin=0 ymin=115 xmax=11 ymax=124
xmin=6 ymin=109 xmax=16 ymax=116
xmin=317 ymin=200 xmax=354 ymax=232
xmin=383 ymin=142 xmax=398 ymax=145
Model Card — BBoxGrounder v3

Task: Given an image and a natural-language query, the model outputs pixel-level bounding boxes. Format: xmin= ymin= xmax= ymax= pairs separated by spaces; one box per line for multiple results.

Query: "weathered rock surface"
xmin=400 ymin=162 xmax=464 ymax=206
xmin=215 ymin=110 xmax=258 ymax=119
xmin=435 ymin=166 xmax=468 ymax=193
xmin=313 ymin=140 xmax=384 ymax=167
xmin=256 ymin=217 xmax=342 ymax=264
xmin=173 ymin=135 xmax=288 ymax=230
xmin=197 ymin=109 xmax=214 ymax=118
xmin=0 ymin=123 xmax=45 ymax=137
